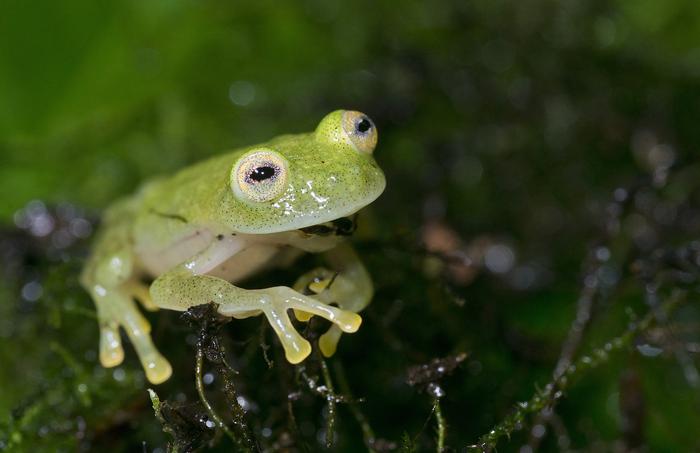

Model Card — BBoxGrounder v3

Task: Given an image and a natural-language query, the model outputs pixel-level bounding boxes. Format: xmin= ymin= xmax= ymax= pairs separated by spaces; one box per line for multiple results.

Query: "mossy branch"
xmin=467 ymin=291 xmax=684 ymax=451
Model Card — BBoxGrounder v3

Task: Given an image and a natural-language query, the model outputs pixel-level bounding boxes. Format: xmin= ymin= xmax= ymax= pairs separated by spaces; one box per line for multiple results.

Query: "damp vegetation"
xmin=3 ymin=1 xmax=700 ymax=452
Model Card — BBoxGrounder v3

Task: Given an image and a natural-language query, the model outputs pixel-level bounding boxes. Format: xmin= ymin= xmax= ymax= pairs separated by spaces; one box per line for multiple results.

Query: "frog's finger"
xmin=264 ymin=308 xmax=311 ymax=364
xmin=319 ymin=325 xmax=343 ymax=357
xmin=120 ymin=302 xmax=172 ymax=384
xmin=99 ymin=322 xmax=124 ymax=368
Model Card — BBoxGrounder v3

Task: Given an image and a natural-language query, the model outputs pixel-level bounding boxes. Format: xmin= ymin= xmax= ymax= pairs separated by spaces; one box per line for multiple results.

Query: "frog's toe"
xmin=293 ymin=308 xmax=314 ymax=322
xmin=120 ymin=300 xmax=172 ymax=384
xmin=319 ymin=325 xmax=343 ymax=357
xmin=99 ymin=323 xmax=124 ymax=367
xmin=334 ymin=310 xmax=362 ymax=333
xmin=264 ymin=307 xmax=312 ymax=364
xmin=143 ymin=354 xmax=173 ymax=385
xmin=309 ymin=303 xmax=361 ymax=333
xmin=284 ymin=339 xmax=313 ymax=364
xmin=281 ymin=290 xmax=362 ymax=333
xmin=125 ymin=325 xmax=172 ymax=384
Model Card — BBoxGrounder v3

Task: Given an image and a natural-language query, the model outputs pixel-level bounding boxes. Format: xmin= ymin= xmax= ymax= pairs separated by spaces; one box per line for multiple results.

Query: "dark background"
xmin=2 ymin=0 xmax=700 ymax=451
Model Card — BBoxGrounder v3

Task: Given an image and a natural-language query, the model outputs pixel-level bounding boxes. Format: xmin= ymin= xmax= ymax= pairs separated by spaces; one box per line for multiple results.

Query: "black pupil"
xmin=356 ymin=118 xmax=372 ymax=134
xmin=249 ymin=166 xmax=276 ymax=182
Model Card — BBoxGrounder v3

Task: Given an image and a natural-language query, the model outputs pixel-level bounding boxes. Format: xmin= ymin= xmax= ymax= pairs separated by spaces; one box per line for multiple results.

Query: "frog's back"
xmin=137 ymin=151 xmax=244 ymax=223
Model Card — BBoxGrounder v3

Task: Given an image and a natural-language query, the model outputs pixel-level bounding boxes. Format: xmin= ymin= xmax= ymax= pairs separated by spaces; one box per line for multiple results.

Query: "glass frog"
xmin=80 ymin=110 xmax=385 ymax=384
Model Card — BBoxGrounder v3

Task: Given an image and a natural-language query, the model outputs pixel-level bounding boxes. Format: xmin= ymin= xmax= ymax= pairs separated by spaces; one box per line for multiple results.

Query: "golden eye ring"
xmin=231 ymin=149 xmax=288 ymax=203
xmin=341 ymin=111 xmax=378 ymax=154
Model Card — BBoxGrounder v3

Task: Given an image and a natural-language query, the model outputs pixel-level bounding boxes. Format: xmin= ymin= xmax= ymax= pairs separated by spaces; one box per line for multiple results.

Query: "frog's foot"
xmin=96 ymin=290 xmax=172 ymax=384
xmin=292 ymin=268 xmax=337 ymax=322
xmin=292 ymin=267 xmax=370 ymax=358
xmin=217 ymin=286 xmax=361 ymax=364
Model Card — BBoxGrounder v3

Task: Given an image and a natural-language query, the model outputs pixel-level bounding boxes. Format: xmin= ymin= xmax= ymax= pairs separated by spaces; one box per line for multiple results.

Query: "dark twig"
xmin=296 ymin=355 xmax=348 ymax=449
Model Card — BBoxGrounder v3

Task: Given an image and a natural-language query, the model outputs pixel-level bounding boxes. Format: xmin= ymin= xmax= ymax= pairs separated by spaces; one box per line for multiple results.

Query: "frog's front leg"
xmin=149 ymin=237 xmax=362 ymax=363
xmin=81 ymin=250 xmax=173 ymax=384
xmin=292 ymin=242 xmax=373 ymax=357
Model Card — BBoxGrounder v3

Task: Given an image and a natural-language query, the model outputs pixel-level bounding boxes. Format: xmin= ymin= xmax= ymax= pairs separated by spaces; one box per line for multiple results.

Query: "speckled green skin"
xmin=139 ymin=111 xmax=385 ymax=235
xmin=80 ymin=110 xmax=385 ymax=384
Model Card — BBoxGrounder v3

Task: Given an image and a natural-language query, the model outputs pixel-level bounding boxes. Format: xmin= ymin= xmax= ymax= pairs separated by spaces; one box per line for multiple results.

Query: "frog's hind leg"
xmin=293 ymin=269 xmax=356 ymax=357
xmin=292 ymin=243 xmax=373 ymax=358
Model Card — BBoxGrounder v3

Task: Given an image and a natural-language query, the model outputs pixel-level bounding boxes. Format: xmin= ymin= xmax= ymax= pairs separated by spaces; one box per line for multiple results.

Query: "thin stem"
xmin=287 ymin=398 xmax=311 ymax=453
xmin=195 ymin=347 xmax=238 ymax=445
xmin=318 ymin=353 xmax=337 ymax=449
xmin=334 ymin=361 xmax=377 ymax=452
xmin=434 ymin=398 xmax=445 ymax=453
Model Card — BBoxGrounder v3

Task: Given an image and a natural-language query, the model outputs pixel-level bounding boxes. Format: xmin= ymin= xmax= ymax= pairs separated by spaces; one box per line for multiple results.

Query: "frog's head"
xmin=220 ymin=110 xmax=386 ymax=234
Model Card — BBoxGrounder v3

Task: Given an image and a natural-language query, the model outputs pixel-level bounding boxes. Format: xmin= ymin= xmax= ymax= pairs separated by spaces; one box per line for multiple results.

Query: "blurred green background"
xmin=2 ymin=0 xmax=700 ymax=451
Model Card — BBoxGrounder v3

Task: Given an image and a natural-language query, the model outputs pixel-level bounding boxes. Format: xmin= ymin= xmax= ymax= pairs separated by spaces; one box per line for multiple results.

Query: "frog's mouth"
xmin=298 ymin=215 xmax=357 ymax=237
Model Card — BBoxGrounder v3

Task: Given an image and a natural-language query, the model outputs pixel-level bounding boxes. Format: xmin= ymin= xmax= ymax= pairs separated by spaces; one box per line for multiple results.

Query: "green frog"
xmin=80 ymin=110 xmax=385 ymax=384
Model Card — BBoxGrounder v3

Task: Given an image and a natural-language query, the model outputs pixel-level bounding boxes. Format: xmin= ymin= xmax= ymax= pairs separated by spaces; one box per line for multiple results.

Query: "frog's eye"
xmin=231 ymin=149 xmax=288 ymax=203
xmin=341 ymin=111 xmax=378 ymax=154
